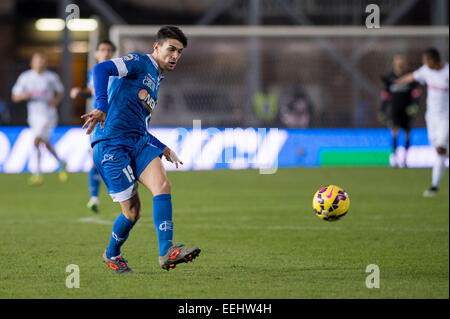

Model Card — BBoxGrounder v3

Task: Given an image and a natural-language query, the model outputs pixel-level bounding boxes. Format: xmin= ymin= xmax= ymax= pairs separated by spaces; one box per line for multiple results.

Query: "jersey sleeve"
xmin=92 ymin=60 xmax=119 ymax=113
xmin=148 ymin=133 xmax=167 ymax=150
xmin=11 ymin=73 xmax=27 ymax=95
xmin=413 ymin=65 xmax=427 ymax=85
xmin=110 ymin=53 xmax=146 ymax=79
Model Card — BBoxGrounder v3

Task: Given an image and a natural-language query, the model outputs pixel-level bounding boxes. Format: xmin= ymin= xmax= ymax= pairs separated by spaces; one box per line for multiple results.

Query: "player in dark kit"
xmin=380 ymin=54 xmax=421 ymax=167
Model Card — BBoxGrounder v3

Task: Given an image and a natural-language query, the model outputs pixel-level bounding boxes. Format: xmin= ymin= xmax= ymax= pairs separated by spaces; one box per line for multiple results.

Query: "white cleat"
xmin=87 ymin=197 xmax=100 ymax=213
xmin=423 ymin=187 xmax=438 ymax=198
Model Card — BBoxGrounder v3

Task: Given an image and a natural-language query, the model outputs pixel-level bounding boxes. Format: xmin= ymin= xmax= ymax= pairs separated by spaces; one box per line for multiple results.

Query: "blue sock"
xmin=88 ymin=166 xmax=101 ymax=198
xmin=106 ymin=213 xmax=135 ymax=259
xmin=153 ymin=194 xmax=174 ymax=256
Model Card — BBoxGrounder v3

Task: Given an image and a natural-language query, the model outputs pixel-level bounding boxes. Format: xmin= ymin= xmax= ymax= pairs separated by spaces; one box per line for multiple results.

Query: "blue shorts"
xmin=92 ymin=135 xmax=163 ymax=202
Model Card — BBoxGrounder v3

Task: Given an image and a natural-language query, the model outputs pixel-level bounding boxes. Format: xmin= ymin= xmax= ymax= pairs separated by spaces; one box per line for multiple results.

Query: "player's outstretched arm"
xmin=70 ymin=87 xmax=92 ymax=99
xmin=395 ymin=72 xmax=415 ymax=85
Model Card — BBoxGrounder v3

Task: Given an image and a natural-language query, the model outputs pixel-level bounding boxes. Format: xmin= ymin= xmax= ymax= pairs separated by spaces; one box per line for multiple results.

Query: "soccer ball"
xmin=312 ymin=185 xmax=350 ymax=221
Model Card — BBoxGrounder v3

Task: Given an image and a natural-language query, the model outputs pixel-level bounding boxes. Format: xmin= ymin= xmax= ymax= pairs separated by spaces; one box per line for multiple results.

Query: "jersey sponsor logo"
xmin=121 ymin=54 xmax=138 ymax=62
xmin=143 ymin=74 xmax=156 ymax=91
xmin=137 ymin=88 xmax=157 ymax=113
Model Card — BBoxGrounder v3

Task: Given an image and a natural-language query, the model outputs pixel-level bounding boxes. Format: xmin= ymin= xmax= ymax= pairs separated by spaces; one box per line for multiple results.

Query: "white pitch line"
xmin=77 ymin=216 xmax=113 ymax=225
xmin=75 ymin=217 xmax=448 ymax=233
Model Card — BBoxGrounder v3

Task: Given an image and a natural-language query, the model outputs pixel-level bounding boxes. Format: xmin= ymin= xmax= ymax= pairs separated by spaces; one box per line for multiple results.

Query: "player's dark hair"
xmin=96 ymin=40 xmax=116 ymax=52
xmin=156 ymin=25 xmax=187 ymax=48
xmin=423 ymin=47 xmax=441 ymax=62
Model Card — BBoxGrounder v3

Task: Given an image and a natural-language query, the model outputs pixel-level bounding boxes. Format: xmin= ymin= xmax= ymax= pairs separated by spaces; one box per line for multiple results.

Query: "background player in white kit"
xmin=11 ymin=52 xmax=67 ymax=185
xmin=397 ymin=48 xmax=449 ymax=197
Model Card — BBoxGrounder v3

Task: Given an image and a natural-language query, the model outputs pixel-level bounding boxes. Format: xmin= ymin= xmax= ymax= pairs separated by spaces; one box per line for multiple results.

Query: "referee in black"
xmin=380 ymin=54 xmax=422 ymax=167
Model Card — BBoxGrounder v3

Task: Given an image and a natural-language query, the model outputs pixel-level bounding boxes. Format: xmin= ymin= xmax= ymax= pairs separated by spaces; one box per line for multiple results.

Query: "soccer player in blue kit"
xmin=81 ymin=26 xmax=200 ymax=273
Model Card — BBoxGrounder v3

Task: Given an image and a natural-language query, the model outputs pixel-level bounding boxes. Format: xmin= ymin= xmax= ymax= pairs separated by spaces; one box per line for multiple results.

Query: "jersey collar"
xmin=147 ymin=54 xmax=164 ymax=79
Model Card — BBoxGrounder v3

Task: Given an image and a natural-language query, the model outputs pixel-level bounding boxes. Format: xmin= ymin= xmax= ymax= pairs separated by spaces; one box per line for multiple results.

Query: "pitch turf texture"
xmin=0 ymin=167 xmax=448 ymax=299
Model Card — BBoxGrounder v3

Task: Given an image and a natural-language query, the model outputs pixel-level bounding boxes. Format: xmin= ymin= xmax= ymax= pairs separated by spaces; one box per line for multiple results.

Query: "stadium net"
xmin=109 ymin=26 xmax=449 ymax=128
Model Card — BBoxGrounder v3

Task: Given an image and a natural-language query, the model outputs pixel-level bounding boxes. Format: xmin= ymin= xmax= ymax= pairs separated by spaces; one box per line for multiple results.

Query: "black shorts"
xmin=390 ymin=105 xmax=412 ymax=130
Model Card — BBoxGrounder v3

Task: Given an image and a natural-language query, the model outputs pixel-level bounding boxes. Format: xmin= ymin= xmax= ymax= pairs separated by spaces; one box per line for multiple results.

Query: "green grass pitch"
xmin=0 ymin=167 xmax=448 ymax=298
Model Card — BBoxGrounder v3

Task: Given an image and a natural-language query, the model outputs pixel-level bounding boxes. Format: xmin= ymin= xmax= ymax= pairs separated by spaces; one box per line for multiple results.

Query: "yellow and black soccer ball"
xmin=313 ymin=185 xmax=350 ymax=221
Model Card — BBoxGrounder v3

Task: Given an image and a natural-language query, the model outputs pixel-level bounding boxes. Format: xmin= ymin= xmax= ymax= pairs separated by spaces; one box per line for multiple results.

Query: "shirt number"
xmin=122 ymin=165 xmax=135 ymax=183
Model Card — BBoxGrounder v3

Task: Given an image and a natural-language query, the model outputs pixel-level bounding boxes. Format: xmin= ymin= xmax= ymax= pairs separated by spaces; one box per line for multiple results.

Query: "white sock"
xmin=431 ymin=153 xmax=446 ymax=188
xmin=36 ymin=146 xmax=41 ymax=176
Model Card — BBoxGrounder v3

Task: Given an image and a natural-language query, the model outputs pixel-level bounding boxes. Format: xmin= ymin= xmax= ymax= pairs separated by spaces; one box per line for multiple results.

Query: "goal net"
xmin=109 ymin=25 xmax=449 ymax=129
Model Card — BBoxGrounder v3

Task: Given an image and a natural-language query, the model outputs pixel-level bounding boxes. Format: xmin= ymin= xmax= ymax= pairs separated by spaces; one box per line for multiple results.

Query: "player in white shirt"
xmin=396 ymin=48 xmax=449 ymax=197
xmin=11 ymin=52 xmax=67 ymax=185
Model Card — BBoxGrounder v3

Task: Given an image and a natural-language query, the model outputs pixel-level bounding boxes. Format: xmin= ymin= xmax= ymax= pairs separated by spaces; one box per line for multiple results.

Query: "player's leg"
xmin=87 ymin=150 xmax=101 ymax=212
xmin=104 ymin=193 xmax=140 ymax=259
xmin=404 ymin=128 xmax=411 ymax=168
xmin=42 ymin=139 xmax=67 ymax=181
xmin=139 ymin=157 xmax=201 ymax=271
xmin=403 ymin=122 xmax=411 ymax=167
xmin=424 ymin=117 xmax=448 ymax=197
xmin=391 ymin=126 xmax=399 ymax=167
xmin=40 ymin=122 xmax=67 ymax=182
xmin=28 ymin=136 xmax=43 ymax=185
xmin=401 ymin=109 xmax=413 ymax=168
xmin=424 ymin=146 xmax=448 ymax=196
xmin=101 ymin=193 xmax=139 ymax=274
xmin=392 ymin=126 xmax=399 ymax=151
xmin=138 ymin=156 xmax=174 ymax=256
xmin=43 ymin=139 xmax=63 ymax=164
xmin=93 ymin=141 xmax=137 ymax=274
xmin=136 ymin=140 xmax=200 ymax=271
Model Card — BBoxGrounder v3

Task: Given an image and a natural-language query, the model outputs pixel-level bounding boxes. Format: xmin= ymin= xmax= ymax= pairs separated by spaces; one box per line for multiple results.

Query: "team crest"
xmin=122 ymin=54 xmax=138 ymax=62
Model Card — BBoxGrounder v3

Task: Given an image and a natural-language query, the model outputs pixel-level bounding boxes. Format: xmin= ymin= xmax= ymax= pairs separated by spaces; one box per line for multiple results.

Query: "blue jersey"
xmin=90 ymin=53 xmax=164 ymax=146
xmin=87 ymin=70 xmax=117 ymax=112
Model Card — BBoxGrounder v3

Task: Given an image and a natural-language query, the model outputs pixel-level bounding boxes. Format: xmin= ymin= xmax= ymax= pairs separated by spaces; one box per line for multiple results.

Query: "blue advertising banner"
xmin=0 ymin=126 xmax=444 ymax=174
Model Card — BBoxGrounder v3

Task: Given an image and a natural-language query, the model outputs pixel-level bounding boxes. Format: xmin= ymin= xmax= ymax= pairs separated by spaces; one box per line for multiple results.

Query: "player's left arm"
xmin=70 ymin=87 xmax=92 ymax=99
xmin=148 ymin=133 xmax=183 ymax=168
xmin=395 ymin=72 xmax=416 ymax=85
